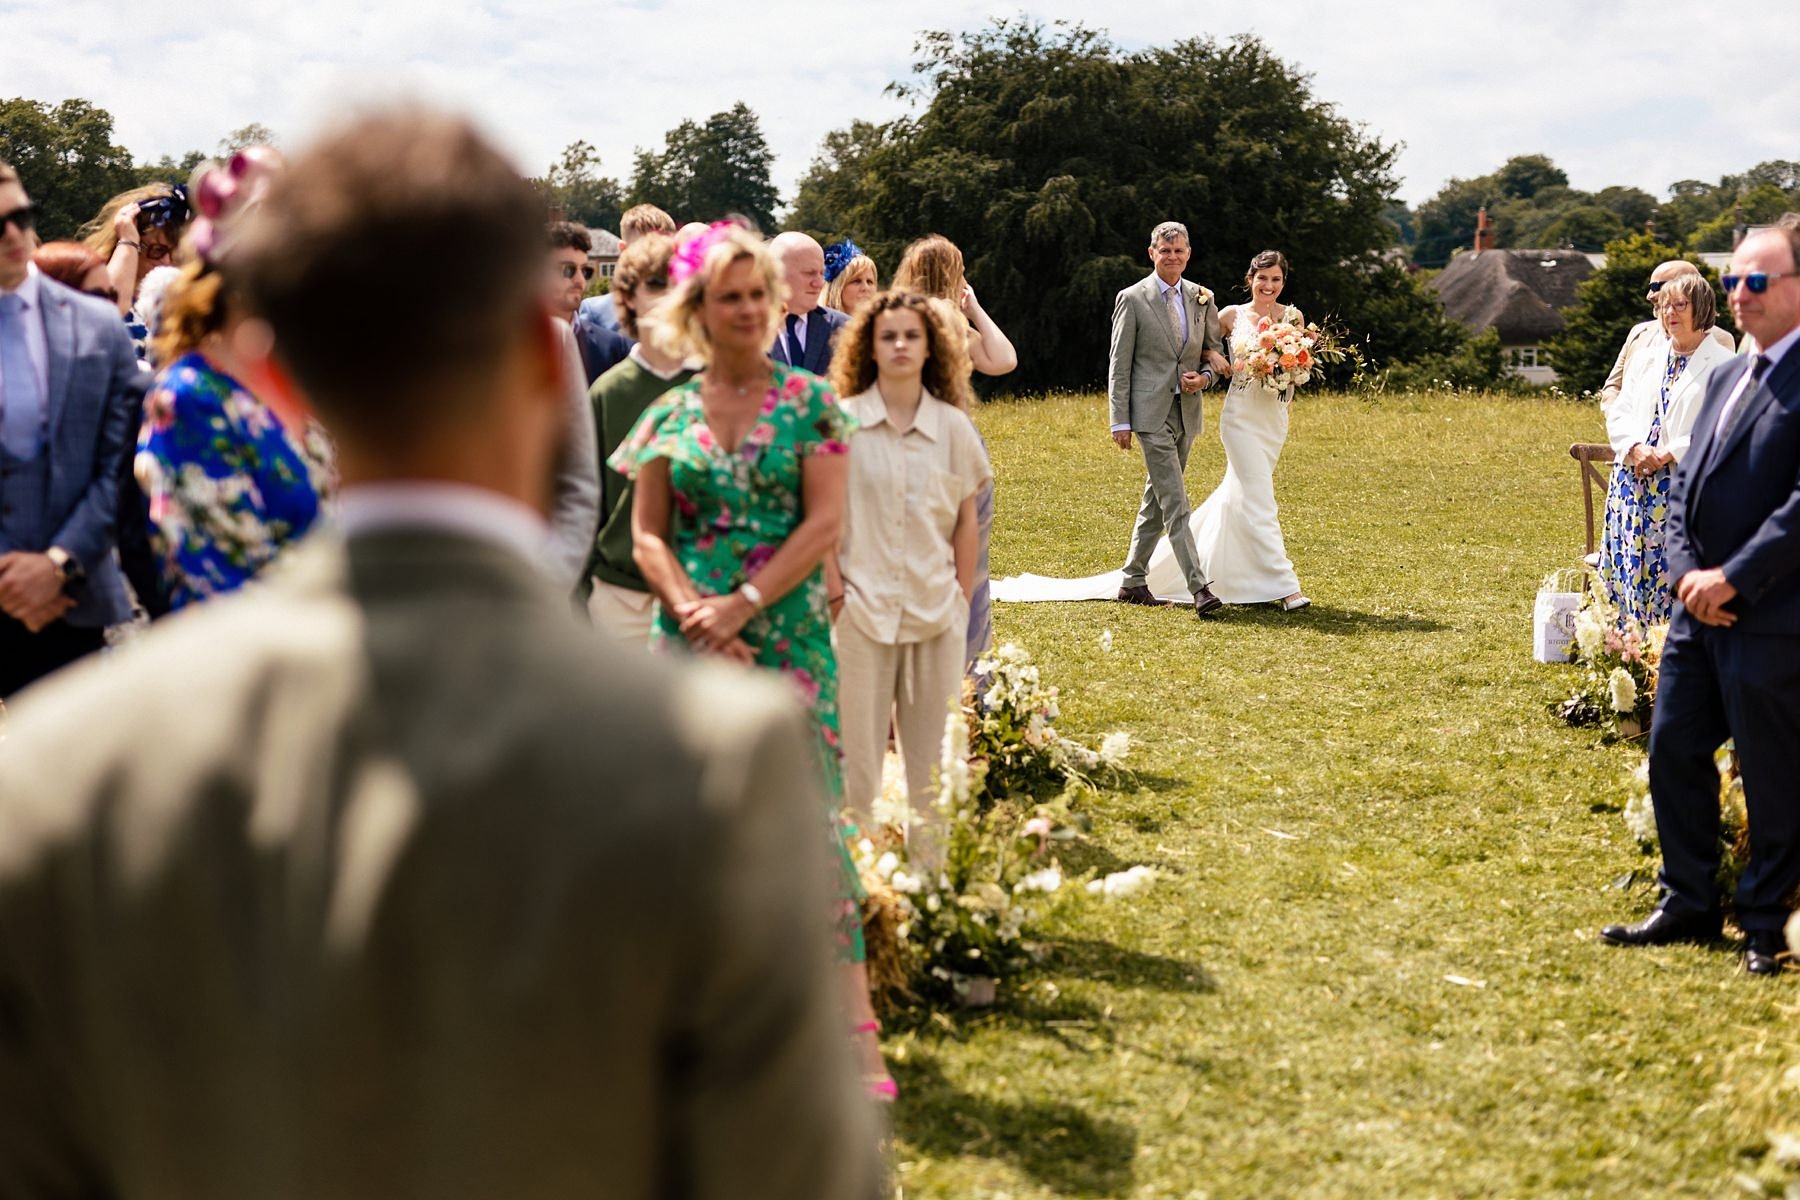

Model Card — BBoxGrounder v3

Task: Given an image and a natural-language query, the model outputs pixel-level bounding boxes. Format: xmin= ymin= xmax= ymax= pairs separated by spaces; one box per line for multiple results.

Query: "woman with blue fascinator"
xmin=822 ymin=238 xmax=878 ymax=315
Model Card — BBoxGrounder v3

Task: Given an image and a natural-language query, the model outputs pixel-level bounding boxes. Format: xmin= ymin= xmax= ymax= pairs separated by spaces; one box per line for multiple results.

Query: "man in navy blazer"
xmin=769 ymin=232 xmax=848 ymax=376
xmin=0 ymin=161 xmax=142 ymax=698
xmin=1602 ymin=226 xmax=1800 ymax=976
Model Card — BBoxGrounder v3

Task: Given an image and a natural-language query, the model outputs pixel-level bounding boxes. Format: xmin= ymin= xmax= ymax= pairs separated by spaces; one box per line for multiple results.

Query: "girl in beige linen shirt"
xmin=829 ymin=292 xmax=991 ymax=866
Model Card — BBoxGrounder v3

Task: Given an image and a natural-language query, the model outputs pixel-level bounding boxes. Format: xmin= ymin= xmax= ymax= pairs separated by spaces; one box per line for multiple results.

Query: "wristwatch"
xmin=46 ymin=547 xmax=85 ymax=593
xmin=738 ymin=581 xmax=766 ymax=611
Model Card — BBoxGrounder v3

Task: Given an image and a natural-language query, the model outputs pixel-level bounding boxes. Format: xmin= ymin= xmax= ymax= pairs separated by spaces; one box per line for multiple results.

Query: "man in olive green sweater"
xmin=587 ymin=233 xmax=695 ymax=644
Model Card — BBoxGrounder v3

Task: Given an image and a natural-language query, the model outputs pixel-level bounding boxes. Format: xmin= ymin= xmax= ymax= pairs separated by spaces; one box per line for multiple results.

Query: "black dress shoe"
xmin=1193 ymin=585 xmax=1224 ymax=617
xmin=1598 ymin=906 xmax=1722 ymax=946
xmin=1744 ymin=929 xmax=1789 ymax=977
xmin=1117 ymin=585 xmax=1169 ymax=607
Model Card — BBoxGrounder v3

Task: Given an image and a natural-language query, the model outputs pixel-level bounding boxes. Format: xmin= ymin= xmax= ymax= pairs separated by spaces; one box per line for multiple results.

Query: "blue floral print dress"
xmin=136 ymin=352 xmax=335 ymax=610
xmin=1601 ymin=346 xmax=1690 ymax=629
xmin=610 ymin=362 xmax=868 ymax=962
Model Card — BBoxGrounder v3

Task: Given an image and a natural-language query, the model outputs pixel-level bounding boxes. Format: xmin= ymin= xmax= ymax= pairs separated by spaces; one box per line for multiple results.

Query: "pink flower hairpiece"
xmin=668 ymin=219 xmax=746 ymax=286
xmin=187 ymin=146 xmax=284 ymax=264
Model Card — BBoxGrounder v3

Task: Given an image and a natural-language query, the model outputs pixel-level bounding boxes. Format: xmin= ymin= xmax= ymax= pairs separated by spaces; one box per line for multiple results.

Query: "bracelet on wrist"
xmin=738 ymin=581 xmax=766 ymax=611
xmin=116 ymin=241 xmax=140 ymax=251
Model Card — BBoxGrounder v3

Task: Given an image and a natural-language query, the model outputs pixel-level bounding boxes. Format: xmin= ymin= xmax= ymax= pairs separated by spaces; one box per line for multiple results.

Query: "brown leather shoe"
xmin=1117 ymin=584 xmax=1170 ymax=607
xmin=1194 ymin=585 xmax=1224 ymax=617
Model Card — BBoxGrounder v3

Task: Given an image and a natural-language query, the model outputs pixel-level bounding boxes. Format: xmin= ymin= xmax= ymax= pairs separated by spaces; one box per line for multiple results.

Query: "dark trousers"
xmin=0 ymin=613 xmax=106 ymax=700
xmin=1648 ymin=614 xmax=1800 ymax=932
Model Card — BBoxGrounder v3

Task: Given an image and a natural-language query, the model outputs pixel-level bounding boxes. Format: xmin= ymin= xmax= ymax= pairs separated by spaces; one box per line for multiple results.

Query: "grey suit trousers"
xmin=1123 ymin=394 xmax=1208 ymax=595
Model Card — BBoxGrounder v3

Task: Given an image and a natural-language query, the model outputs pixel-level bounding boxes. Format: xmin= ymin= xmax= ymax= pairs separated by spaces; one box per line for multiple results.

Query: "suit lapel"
xmin=41 ymin=287 xmax=74 ymax=444
xmin=1708 ymin=350 xmax=1800 ymax=477
xmin=805 ymin=310 xmax=829 ymax=374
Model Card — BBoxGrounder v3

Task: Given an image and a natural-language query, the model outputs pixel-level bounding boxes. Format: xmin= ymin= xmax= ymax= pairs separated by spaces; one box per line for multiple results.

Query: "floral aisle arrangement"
xmin=1556 ymin=574 xmax=1664 ymax=738
xmin=857 ymin=643 xmax=1155 ymax=1012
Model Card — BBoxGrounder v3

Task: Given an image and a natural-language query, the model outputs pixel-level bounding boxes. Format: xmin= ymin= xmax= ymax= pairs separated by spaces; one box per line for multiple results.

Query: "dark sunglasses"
xmin=1645 ymin=280 xmax=1665 ymax=293
xmin=558 ymin=262 xmax=596 ymax=282
xmin=84 ymin=286 xmax=120 ymax=303
xmin=136 ymin=189 xmax=190 ymax=231
xmin=1722 ymin=271 xmax=1797 ymax=295
xmin=0 ymin=205 xmax=37 ymax=235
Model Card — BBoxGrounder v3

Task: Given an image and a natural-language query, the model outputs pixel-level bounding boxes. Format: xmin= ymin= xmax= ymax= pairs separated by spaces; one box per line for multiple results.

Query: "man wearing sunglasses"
xmin=1598 ymin=260 xmax=1735 ymax=410
xmin=1603 ymin=225 xmax=1800 ymax=977
xmin=0 ymin=161 xmax=144 ymax=698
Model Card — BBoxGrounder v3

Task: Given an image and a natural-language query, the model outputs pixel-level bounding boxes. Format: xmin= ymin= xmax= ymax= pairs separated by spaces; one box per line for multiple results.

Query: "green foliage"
xmin=1689 ymin=182 xmax=1796 ymax=252
xmin=1365 ymin=328 xmax=1524 ymax=394
xmin=534 ymin=140 xmax=624 ymax=231
xmin=1544 ymin=232 xmax=1725 ymax=395
xmin=791 ymin=21 xmax=1411 ymax=394
xmin=216 ymin=122 xmax=277 ymax=157
xmin=1339 ymin=262 xmax=1468 ymax=379
xmin=133 ymin=151 xmax=207 ymax=189
xmin=628 ymin=102 xmax=778 ymax=232
xmin=0 ymin=96 xmax=137 ymax=240
xmin=1493 ymin=153 xmax=1567 ymax=201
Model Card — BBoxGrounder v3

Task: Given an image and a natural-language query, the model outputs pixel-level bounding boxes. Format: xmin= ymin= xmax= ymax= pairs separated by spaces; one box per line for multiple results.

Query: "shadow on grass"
xmin=1048 ymin=937 xmax=1217 ymax=994
xmin=1222 ymin=602 xmax=1449 ymax=636
xmin=894 ymin=1053 xmax=1137 ymax=1197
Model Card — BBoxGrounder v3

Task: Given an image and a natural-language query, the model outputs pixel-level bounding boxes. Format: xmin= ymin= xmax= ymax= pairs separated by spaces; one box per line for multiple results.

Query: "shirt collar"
xmin=333 ymin=481 xmax=551 ymax=567
xmin=1757 ymin=320 xmax=1800 ymax=370
xmin=851 ymin=384 xmax=945 ymax=441
xmin=628 ymin=343 xmax=688 ymax=381
xmin=1156 ymin=275 xmax=1183 ymax=299
xmin=1 ymin=262 xmax=41 ymax=306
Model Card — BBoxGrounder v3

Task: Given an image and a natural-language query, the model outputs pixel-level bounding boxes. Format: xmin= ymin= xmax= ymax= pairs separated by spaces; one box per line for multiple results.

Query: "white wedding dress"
xmin=994 ymin=302 xmax=1302 ymax=605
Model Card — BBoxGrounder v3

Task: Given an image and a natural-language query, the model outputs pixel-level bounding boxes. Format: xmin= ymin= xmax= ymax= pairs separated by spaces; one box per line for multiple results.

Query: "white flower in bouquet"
xmin=1622 ymin=791 xmax=1658 ymax=846
xmin=936 ymin=709 xmax=973 ymax=813
xmin=1574 ymin=607 xmax=1605 ymax=660
xmin=1015 ymin=867 xmax=1062 ymax=894
xmin=889 ymin=869 xmax=924 ymax=895
xmin=873 ymin=753 xmax=911 ymax=828
xmin=925 ymin=893 xmax=942 ymax=913
xmin=1087 ymin=865 xmax=1157 ymax=898
xmin=874 ymin=851 xmax=900 ymax=881
xmin=1607 ymin=667 xmax=1637 ymax=713
xmin=1099 ymin=731 xmax=1132 ymax=766
xmin=1631 ymin=758 xmax=1650 ymax=786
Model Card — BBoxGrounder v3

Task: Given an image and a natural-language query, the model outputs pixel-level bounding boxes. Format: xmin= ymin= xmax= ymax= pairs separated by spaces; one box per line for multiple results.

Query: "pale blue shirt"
xmin=0 ymin=264 xmax=51 ymax=413
xmin=1111 ymin=276 xmax=1210 ymax=434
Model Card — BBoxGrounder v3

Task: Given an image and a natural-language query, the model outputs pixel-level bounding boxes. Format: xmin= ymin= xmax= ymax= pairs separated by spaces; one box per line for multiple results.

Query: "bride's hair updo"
xmin=1243 ymin=249 xmax=1290 ymax=292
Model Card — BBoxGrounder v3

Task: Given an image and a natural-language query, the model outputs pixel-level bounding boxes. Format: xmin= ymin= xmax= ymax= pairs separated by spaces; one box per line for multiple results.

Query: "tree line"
xmin=8 ymin=20 xmax=1787 ymax=394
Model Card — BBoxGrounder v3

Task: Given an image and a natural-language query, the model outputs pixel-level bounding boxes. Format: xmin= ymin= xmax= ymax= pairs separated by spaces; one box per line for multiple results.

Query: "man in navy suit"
xmin=769 ymin=232 xmax=848 ymax=376
xmin=0 ymin=160 xmax=142 ymax=698
xmin=1602 ymin=226 xmax=1800 ymax=976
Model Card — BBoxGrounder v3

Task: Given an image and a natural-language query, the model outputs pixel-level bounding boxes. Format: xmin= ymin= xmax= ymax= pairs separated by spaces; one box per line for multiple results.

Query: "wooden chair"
xmin=1569 ymin=443 xmax=1616 ymax=556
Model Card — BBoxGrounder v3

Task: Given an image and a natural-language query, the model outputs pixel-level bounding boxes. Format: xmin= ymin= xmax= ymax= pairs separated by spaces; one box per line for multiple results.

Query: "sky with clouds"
xmin=5 ymin=0 xmax=1797 ymax=217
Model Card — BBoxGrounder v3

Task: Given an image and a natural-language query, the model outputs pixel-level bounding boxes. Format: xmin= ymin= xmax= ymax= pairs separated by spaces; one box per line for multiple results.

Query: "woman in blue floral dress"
xmin=610 ymin=224 xmax=894 ymax=1100
xmin=137 ymin=263 xmax=333 ymax=610
xmin=1600 ymin=273 xmax=1733 ymax=628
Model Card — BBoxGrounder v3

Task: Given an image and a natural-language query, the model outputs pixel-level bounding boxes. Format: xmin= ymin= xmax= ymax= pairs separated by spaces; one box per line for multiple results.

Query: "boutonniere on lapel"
xmin=1190 ymin=284 xmax=1214 ymax=308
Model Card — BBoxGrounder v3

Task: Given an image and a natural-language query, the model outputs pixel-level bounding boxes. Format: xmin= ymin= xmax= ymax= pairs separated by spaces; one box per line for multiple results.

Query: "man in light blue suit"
xmin=769 ymin=232 xmax=849 ymax=376
xmin=0 ymin=160 xmax=143 ymax=697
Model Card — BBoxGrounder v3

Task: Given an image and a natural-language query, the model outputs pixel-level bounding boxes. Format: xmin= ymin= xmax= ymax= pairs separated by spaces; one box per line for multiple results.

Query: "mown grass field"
xmin=886 ymin=390 xmax=1800 ymax=1199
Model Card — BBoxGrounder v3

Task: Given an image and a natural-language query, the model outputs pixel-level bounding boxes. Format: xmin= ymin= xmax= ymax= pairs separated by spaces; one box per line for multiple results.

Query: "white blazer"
xmin=1605 ymin=330 xmax=1735 ymax=463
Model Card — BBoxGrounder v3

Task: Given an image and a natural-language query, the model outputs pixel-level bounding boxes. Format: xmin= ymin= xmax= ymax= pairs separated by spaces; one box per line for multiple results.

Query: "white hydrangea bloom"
xmin=1086 ymin=865 xmax=1156 ymax=898
xmin=1607 ymin=667 xmax=1637 ymax=713
xmin=1622 ymin=791 xmax=1658 ymax=846
xmin=1100 ymin=731 xmax=1132 ymax=766
xmin=1015 ymin=867 xmax=1062 ymax=894
xmin=1574 ymin=607 xmax=1605 ymax=659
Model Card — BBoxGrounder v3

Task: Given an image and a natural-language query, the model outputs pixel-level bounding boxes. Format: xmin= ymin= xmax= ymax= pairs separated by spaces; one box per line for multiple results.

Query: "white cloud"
xmin=4 ymin=0 xmax=1797 ymax=222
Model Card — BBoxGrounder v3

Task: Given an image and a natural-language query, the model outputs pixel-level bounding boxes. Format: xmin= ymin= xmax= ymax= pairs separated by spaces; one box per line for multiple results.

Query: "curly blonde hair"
xmin=829 ymin=290 xmax=974 ymax=411
xmin=644 ymin=227 xmax=782 ymax=364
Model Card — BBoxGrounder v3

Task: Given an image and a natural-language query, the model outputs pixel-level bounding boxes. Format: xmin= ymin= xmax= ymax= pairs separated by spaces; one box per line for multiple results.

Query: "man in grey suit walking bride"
xmin=1108 ymin=220 xmax=1229 ymax=616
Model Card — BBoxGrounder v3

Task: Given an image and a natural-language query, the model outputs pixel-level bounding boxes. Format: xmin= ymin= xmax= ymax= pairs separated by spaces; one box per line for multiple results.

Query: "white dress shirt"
xmin=334 ymin=482 xmax=552 ymax=569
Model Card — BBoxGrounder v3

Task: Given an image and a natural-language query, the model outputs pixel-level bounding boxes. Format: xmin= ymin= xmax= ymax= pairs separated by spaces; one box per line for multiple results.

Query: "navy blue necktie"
xmin=784 ymin=313 xmax=804 ymax=367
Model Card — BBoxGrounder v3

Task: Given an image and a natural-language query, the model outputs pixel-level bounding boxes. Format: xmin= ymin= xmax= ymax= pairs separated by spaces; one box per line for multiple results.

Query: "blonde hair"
xmin=151 ymin=260 xmax=231 ymax=363
xmin=823 ymin=254 xmax=878 ymax=313
xmin=646 ymin=227 xmax=782 ymax=364
xmin=829 ymin=290 xmax=975 ymax=411
xmin=79 ymin=183 xmax=187 ymax=259
xmin=891 ymin=235 xmax=964 ymax=303
xmin=620 ymin=203 xmax=675 ymax=243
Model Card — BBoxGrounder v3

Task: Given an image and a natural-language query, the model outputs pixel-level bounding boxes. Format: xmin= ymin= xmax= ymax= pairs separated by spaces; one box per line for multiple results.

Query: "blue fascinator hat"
xmin=822 ymin=238 xmax=864 ymax=283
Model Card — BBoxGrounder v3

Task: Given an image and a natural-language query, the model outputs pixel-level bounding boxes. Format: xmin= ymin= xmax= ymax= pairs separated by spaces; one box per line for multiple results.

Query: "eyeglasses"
xmin=84 ymin=286 xmax=119 ymax=303
xmin=1658 ymin=299 xmax=1691 ymax=313
xmin=558 ymin=263 xmax=596 ymax=282
xmin=140 ymin=242 xmax=174 ymax=263
xmin=1722 ymin=271 xmax=1798 ymax=295
xmin=0 ymin=205 xmax=37 ymax=235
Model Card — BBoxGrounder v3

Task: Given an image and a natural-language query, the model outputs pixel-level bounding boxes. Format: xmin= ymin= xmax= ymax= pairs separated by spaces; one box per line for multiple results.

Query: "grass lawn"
xmin=885 ymin=390 xmax=1800 ymax=1199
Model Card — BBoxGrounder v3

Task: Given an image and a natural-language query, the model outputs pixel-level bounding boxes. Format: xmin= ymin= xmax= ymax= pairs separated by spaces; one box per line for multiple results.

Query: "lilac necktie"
xmin=0 ymin=293 xmax=46 ymax=460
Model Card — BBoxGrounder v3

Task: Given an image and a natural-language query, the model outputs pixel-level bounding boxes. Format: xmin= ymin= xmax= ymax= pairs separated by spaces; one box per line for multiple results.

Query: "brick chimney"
xmin=1473 ymin=206 xmax=1493 ymax=255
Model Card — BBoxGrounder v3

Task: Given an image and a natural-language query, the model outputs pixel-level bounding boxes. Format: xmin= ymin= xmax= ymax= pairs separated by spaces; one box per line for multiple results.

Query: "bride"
xmin=994 ymin=249 xmax=1310 ymax=610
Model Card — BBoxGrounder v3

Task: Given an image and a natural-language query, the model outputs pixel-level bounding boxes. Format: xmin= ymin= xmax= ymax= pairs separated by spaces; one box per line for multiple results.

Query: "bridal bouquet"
xmin=1235 ymin=313 xmax=1337 ymax=395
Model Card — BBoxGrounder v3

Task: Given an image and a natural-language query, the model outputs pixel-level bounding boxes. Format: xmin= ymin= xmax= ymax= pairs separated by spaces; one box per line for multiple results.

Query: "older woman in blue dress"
xmin=1600 ymin=272 xmax=1734 ymax=628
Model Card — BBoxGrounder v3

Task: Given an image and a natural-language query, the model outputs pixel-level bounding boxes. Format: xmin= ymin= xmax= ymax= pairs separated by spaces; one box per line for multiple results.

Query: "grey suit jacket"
xmin=1107 ymin=274 xmax=1222 ymax=435
xmin=0 ymin=529 xmax=879 ymax=1200
xmin=0 ymin=279 xmax=143 ymax=626
xmin=545 ymin=319 xmax=602 ymax=591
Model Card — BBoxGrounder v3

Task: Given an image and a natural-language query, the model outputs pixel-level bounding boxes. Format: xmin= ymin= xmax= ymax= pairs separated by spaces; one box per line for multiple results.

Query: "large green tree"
xmin=628 ymin=102 xmax=778 ymax=232
xmin=1544 ymin=232 xmax=1729 ymax=395
xmin=0 ymin=97 xmax=138 ymax=240
xmin=535 ymin=140 xmax=624 ymax=231
xmin=791 ymin=20 xmax=1428 ymax=392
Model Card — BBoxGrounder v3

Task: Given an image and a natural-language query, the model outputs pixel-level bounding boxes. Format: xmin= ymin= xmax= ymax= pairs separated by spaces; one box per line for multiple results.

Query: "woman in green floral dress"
xmin=609 ymin=224 xmax=893 ymax=1100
